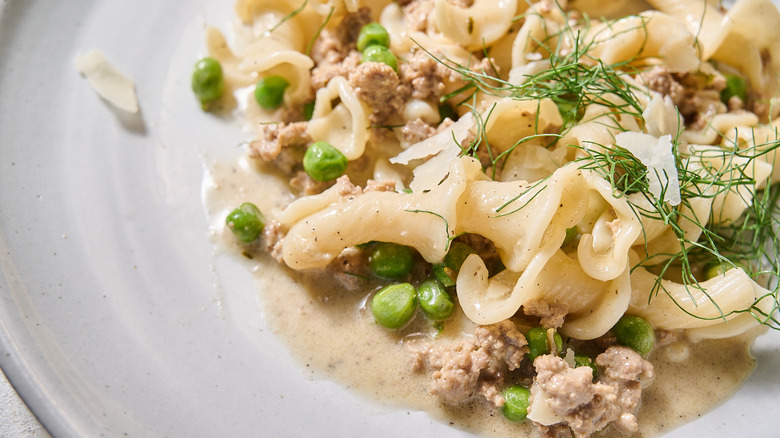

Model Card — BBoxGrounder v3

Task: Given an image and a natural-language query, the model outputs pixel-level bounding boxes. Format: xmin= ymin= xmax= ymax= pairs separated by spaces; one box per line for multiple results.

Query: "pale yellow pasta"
xmin=239 ymin=37 xmax=315 ymax=104
xmin=233 ymin=0 xmax=327 ymax=53
xmin=275 ymin=185 xmax=343 ymax=228
xmin=206 ymin=5 xmax=315 ymax=105
xmin=569 ymin=0 xmax=647 ymax=19
xmin=499 ymin=141 xmax=568 ymax=183
xmin=729 ymin=122 xmax=780 ymax=182
xmin=682 ymin=112 xmax=759 ymax=145
xmin=407 ymin=31 xmax=472 ymax=66
xmin=559 ymin=94 xmax=643 ymax=161
xmin=575 ymin=171 xmax=644 ymax=281
xmin=684 ymin=116 xmax=780 ymax=184
xmin=686 ymin=300 xmax=775 ymax=340
xmin=629 ymin=263 xmax=771 ymax=331
xmin=448 ymin=164 xmax=641 ymax=338
xmin=483 ymin=97 xmax=562 ymax=153
xmin=403 ymin=99 xmax=440 ymax=125
xmin=586 ymin=11 xmax=700 ymax=72
xmin=235 ymin=0 xmax=307 ymax=24
xmin=380 ymin=3 xmax=414 ymax=54
xmin=628 ymin=192 xmax=713 ymax=260
xmin=281 ymin=157 xmax=471 ymax=268
xmin=510 ymin=8 xmax=560 ymax=68
xmin=643 ymin=0 xmax=726 ymax=60
xmin=308 ymin=76 xmax=370 ymax=160
xmin=650 ymin=0 xmax=780 ymax=99
xmin=457 ymin=250 xmax=633 ymax=339
xmin=713 ymin=35 xmax=766 ymax=92
xmin=688 ymin=145 xmax=774 ymax=224
xmin=455 ymin=164 xmax=588 ymax=273
xmin=485 ymin=21 xmax=522 ymax=79
xmin=433 ymin=0 xmax=518 ymax=51
xmin=206 ymin=27 xmax=255 ymax=88
xmin=371 ymin=158 xmax=406 ymax=189
xmin=712 ymin=0 xmax=780 ymax=96
xmin=507 ymin=60 xmax=551 ymax=86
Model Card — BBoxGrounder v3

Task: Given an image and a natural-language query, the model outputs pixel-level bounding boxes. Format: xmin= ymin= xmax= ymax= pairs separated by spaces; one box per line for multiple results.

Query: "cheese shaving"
xmin=527 ymin=386 xmax=565 ymax=426
xmin=75 ymin=50 xmax=139 ymax=113
xmin=390 ymin=113 xmax=474 ymax=165
xmin=642 ymin=93 xmax=682 ymax=138
xmin=615 ymin=131 xmax=681 ymax=205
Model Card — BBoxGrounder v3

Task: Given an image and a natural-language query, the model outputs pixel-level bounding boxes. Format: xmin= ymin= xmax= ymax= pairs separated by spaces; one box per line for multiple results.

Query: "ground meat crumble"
xmin=349 ymin=61 xmax=407 ymax=126
xmin=407 ymin=320 xmax=529 ymax=406
xmin=635 ymin=65 xmax=772 ymax=128
xmin=406 ymin=315 xmax=656 ymax=437
xmin=248 ymin=122 xmax=310 ymax=173
xmin=529 ymin=346 xmax=654 ymax=437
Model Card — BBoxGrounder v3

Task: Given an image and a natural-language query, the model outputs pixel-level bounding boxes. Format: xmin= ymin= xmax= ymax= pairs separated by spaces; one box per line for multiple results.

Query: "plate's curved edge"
xmin=0 ymin=0 xmax=779 ymax=436
xmin=0 ymin=228 xmax=74 ymax=438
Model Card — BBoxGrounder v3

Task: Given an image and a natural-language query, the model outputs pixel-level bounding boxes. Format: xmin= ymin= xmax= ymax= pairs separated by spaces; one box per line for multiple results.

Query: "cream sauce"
xmin=203 ymin=157 xmax=759 ymax=437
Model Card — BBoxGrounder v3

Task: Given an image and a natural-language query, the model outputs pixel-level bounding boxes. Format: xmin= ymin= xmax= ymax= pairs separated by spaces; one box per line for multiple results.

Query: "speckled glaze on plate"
xmin=0 ymin=1 xmax=778 ymax=437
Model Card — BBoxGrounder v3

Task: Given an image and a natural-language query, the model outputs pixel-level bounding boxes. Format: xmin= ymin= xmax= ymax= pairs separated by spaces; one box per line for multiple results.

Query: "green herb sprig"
xmin=419 ymin=3 xmax=780 ymax=328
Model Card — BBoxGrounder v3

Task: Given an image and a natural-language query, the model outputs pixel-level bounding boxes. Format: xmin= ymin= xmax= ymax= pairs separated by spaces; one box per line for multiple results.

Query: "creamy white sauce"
xmin=203 ymin=157 xmax=759 ymax=437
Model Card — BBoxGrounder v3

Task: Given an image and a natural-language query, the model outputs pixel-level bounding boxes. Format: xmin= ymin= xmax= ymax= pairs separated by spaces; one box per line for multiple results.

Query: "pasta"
xmin=307 ymin=76 xmax=370 ymax=159
xmin=433 ymin=0 xmax=518 ymax=50
xmin=199 ymin=0 xmax=780 ymax=436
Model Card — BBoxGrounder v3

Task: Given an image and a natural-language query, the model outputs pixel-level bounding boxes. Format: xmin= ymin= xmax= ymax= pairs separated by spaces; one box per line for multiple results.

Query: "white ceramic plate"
xmin=0 ymin=1 xmax=778 ymax=437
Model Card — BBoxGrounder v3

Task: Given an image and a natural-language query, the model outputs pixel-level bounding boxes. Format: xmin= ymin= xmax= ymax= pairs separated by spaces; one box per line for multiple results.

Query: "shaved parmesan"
xmin=390 ymin=112 xmax=474 ymax=165
xmin=527 ymin=386 xmax=565 ymax=426
xmin=563 ymin=348 xmax=576 ymax=367
xmin=75 ymin=50 xmax=139 ymax=113
xmin=615 ymin=132 xmax=681 ymax=205
xmin=408 ymin=138 xmax=463 ymax=192
xmin=642 ymin=94 xmax=682 ymax=138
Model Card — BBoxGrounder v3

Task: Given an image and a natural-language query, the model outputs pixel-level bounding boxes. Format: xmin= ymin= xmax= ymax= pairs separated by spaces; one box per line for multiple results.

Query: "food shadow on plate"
xmin=104 ymin=103 xmax=147 ymax=136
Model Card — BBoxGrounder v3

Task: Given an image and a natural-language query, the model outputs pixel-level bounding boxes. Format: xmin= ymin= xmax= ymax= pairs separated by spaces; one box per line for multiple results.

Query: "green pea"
xmin=369 ymin=242 xmax=414 ymax=279
xmin=303 ymin=101 xmax=315 ymax=121
xmin=191 ymin=57 xmax=225 ymax=108
xmin=720 ymin=74 xmax=747 ymax=103
xmin=302 ymin=141 xmax=348 ymax=181
xmin=433 ymin=263 xmax=456 ymax=288
xmin=704 ymin=261 xmax=728 ymax=279
xmin=438 ymin=103 xmax=458 ymax=122
xmin=433 ymin=242 xmax=477 ymax=287
xmin=357 ymin=22 xmax=390 ymax=52
xmin=254 ymin=76 xmax=290 ymax=110
xmin=356 ymin=241 xmax=375 ymax=250
xmin=574 ymin=354 xmax=598 ymax=378
xmin=225 ymin=202 xmax=265 ymax=243
xmin=526 ymin=327 xmax=563 ymax=361
xmin=556 ymin=97 xmax=585 ymax=120
xmin=501 ymin=385 xmax=531 ymax=422
xmin=361 ymin=45 xmax=398 ymax=73
xmin=703 ymin=259 xmax=749 ymax=279
xmin=371 ymin=283 xmax=417 ymax=329
xmin=444 ymin=242 xmax=476 ymax=272
xmin=612 ymin=315 xmax=655 ymax=356
xmin=562 ymin=226 xmax=578 ymax=247
xmin=417 ymin=278 xmax=455 ymax=321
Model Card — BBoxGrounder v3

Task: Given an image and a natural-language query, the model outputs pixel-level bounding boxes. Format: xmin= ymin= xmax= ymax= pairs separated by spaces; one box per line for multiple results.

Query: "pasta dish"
xmin=196 ymin=0 xmax=780 ymax=436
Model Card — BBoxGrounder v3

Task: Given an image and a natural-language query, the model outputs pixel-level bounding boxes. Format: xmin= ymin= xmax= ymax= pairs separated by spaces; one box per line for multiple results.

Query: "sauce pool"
xmin=203 ymin=156 xmax=760 ymax=437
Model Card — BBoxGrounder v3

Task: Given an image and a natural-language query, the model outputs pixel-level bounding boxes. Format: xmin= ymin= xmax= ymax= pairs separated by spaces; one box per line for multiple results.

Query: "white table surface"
xmin=0 ymin=368 xmax=50 ymax=438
